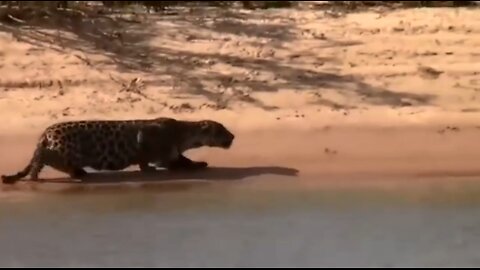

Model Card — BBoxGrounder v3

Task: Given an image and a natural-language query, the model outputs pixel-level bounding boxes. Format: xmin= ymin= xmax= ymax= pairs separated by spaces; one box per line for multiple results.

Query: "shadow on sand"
xmin=43 ymin=166 xmax=300 ymax=185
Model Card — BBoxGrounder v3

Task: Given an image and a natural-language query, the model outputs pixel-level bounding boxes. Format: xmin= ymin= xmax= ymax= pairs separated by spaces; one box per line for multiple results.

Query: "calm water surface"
xmin=1 ymin=179 xmax=480 ymax=267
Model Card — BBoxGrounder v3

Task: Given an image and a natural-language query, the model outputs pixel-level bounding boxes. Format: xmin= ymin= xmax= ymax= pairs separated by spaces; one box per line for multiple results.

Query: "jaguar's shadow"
xmin=44 ymin=166 xmax=300 ymax=184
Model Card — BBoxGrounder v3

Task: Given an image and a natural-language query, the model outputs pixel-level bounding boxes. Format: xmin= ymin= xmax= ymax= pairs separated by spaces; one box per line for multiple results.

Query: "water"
xmin=1 ymin=181 xmax=480 ymax=267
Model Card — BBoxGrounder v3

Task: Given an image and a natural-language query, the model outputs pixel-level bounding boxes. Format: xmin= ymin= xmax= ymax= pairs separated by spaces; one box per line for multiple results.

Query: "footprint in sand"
xmin=324 ymin=147 xmax=338 ymax=156
xmin=417 ymin=65 xmax=443 ymax=79
xmin=437 ymin=126 xmax=460 ymax=134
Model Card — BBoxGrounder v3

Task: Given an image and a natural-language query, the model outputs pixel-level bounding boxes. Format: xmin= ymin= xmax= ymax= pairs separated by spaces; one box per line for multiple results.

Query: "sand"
xmin=1 ymin=4 xmax=480 ymax=194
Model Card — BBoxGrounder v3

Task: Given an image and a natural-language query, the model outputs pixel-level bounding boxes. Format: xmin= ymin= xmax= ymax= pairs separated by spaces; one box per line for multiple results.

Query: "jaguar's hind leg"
xmin=42 ymin=149 xmax=89 ymax=181
xmin=48 ymin=163 xmax=88 ymax=181
xmin=71 ymin=168 xmax=88 ymax=178
xmin=2 ymin=142 xmax=88 ymax=184
xmin=29 ymin=161 xmax=45 ymax=182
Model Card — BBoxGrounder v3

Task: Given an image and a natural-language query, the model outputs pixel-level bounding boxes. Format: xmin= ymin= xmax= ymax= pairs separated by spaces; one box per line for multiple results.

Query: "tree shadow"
xmin=0 ymin=5 xmax=436 ymax=110
xmin=42 ymin=165 xmax=300 ymax=184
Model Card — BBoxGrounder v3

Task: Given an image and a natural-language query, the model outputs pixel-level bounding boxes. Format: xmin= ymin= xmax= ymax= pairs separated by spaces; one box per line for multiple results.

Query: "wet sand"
xmin=2 ymin=125 xmax=480 ymax=194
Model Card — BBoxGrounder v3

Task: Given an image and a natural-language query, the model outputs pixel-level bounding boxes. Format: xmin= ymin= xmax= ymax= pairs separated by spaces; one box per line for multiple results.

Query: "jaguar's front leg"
xmin=139 ymin=161 xmax=157 ymax=173
xmin=166 ymin=155 xmax=208 ymax=171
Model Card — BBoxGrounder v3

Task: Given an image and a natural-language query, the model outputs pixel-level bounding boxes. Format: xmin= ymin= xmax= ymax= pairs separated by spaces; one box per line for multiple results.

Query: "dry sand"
xmin=1 ymin=5 xmax=480 ymax=194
